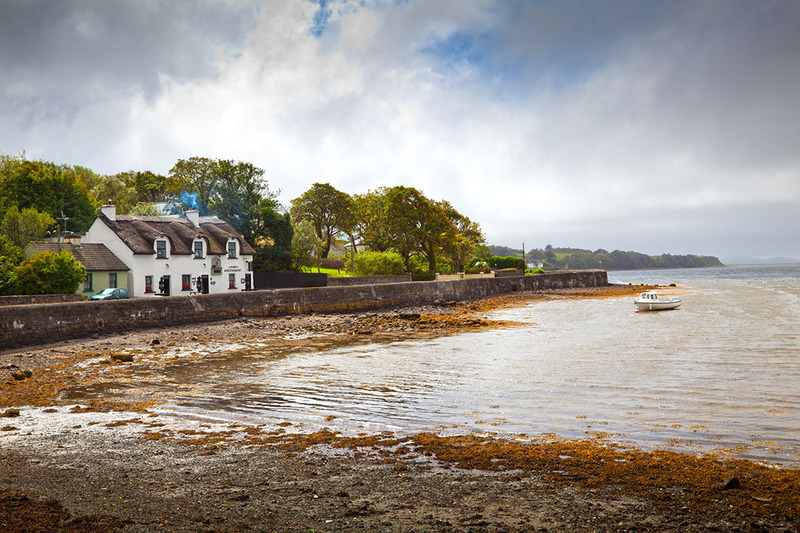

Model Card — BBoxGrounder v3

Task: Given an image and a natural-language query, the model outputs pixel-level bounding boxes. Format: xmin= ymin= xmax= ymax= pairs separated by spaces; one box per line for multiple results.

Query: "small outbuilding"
xmin=24 ymin=241 xmax=130 ymax=298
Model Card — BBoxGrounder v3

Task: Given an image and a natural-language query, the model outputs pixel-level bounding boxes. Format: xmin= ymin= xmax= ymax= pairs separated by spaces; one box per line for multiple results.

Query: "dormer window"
xmin=227 ymin=241 xmax=237 ymax=259
xmin=193 ymin=240 xmax=204 ymax=259
xmin=156 ymin=239 xmax=168 ymax=259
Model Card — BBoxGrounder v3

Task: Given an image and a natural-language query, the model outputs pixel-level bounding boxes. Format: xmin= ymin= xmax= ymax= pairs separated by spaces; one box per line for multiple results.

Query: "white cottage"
xmin=83 ymin=205 xmax=255 ymax=297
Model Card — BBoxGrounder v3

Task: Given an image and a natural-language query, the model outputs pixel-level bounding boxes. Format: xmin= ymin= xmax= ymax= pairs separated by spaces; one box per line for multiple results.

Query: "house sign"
xmin=211 ymin=257 xmax=222 ymax=275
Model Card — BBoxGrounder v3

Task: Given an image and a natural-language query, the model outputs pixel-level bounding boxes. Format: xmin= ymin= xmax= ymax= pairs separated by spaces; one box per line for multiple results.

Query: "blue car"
xmin=89 ymin=288 xmax=130 ymax=300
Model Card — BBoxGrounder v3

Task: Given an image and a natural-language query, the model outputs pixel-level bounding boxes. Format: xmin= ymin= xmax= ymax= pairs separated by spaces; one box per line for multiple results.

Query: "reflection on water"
xmin=75 ymin=265 xmax=800 ymax=465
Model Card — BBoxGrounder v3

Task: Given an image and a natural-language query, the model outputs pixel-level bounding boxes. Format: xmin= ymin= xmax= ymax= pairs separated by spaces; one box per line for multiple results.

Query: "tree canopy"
xmin=169 ymin=157 xmax=280 ymax=245
xmin=290 ymin=183 xmax=354 ymax=258
xmin=1 ymin=206 xmax=55 ymax=248
xmin=0 ymin=155 xmax=98 ymax=232
xmin=14 ymin=250 xmax=86 ymax=295
xmin=290 ymin=183 xmax=485 ymax=275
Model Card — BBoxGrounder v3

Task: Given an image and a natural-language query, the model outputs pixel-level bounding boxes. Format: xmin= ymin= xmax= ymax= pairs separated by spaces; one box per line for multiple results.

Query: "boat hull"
xmin=634 ymin=299 xmax=681 ymax=311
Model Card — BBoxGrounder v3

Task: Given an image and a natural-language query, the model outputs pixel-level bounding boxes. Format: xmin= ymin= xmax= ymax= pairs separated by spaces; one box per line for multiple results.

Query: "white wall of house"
xmin=83 ymin=220 xmax=137 ymax=291
xmin=83 ymin=212 xmax=253 ymax=298
xmin=124 ymin=242 xmax=253 ymax=297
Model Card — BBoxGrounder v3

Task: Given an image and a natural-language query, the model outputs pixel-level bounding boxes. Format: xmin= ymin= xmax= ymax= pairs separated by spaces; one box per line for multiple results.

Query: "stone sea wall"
xmin=0 ymin=294 xmax=82 ymax=307
xmin=0 ymin=270 xmax=607 ymax=350
xmin=327 ymin=275 xmax=412 ymax=286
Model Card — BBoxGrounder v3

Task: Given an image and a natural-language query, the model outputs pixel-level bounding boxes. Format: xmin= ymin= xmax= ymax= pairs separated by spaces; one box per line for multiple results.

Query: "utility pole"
xmin=57 ymin=211 xmax=69 ymax=251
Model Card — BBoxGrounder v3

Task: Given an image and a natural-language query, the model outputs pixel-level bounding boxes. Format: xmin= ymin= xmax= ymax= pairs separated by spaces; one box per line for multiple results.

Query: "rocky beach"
xmin=1 ymin=285 xmax=798 ymax=532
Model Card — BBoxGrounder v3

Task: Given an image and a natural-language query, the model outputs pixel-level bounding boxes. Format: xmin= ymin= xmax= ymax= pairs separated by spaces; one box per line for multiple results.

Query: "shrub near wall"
xmin=488 ymin=256 xmax=526 ymax=270
xmin=353 ymin=250 xmax=405 ymax=276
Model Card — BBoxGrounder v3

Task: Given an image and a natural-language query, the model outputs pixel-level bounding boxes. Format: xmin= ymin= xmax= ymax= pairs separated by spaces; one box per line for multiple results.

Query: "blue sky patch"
xmin=422 ymin=31 xmax=495 ymax=75
xmin=308 ymin=0 xmax=334 ymax=38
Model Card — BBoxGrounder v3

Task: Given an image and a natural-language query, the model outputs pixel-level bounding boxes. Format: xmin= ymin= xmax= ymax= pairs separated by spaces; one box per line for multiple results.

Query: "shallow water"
xmin=90 ymin=265 xmax=800 ymax=464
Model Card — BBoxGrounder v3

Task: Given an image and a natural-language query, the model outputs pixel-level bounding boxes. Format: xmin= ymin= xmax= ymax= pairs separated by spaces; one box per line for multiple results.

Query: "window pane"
xmin=109 ymin=273 xmax=117 ymax=288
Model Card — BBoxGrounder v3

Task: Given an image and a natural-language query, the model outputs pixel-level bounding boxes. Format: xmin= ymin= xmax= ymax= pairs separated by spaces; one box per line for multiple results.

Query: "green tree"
xmin=253 ymin=208 xmax=294 ymax=272
xmin=439 ymin=201 xmax=485 ymax=273
xmin=128 ymin=202 xmax=162 ymax=216
xmin=0 ymin=235 xmax=24 ymax=295
xmin=14 ymin=251 xmax=86 ymax=295
xmin=169 ymin=157 xmax=278 ymax=244
xmin=168 ymin=157 xmax=219 ymax=214
xmin=352 ymin=188 xmax=392 ymax=252
xmin=383 ymin=186 xmax=450 ymax=273
xmin=292 ymin=220 xmax=324 ymax=271
xmin=290 ymin=183 xmax=354 ymax=258
xmin=211 ymin=160 xmax=279 ymax=244
xmin=1 ymin=206 xmax=56 ymax=248
xmin=0 ymin=156 xmax=98 ymax=232
xmin=122 ymin=170 xmax=179 ymax=203
xmin=352 ymin=250 xmax=405 ymax=276
xmin=88 ymin=173 xmax=140 ymax=214
xmin=544 ymin=244 xmax=557 ymax=267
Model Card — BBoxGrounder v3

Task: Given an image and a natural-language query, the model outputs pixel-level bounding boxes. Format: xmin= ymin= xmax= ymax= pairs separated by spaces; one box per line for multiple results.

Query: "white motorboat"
xmin=634 ymin=291 xmax=681 ymax=312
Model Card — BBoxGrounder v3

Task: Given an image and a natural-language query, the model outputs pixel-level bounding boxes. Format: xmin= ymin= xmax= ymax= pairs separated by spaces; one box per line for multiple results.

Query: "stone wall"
xmin=0 ymin=294 xmax=82 ymax=307
xmin=327 ymin=275 xmax=412 ymax=286
xmin=0 ymin=270 xmax=607 ymax=350
xmin=253 ymin=272 xmax=327 ymax=289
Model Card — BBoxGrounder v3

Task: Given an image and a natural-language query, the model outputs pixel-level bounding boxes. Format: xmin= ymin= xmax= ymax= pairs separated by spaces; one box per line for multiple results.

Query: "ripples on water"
xmin=169 ymin=264 xmax=799 ymax=465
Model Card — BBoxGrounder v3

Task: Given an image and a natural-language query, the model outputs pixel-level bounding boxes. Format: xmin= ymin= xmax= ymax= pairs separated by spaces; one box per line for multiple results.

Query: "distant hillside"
xmin=488 ymin=245 xmax=724 ymax=271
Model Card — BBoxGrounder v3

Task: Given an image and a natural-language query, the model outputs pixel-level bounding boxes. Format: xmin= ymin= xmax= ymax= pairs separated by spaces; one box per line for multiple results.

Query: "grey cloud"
xmin=0 ymin=0 xmax=257 ymax=118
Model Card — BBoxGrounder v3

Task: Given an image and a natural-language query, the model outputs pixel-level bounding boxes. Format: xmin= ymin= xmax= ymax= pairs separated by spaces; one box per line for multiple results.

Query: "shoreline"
xmin=1 ymin=284 xmax=798 ymax=532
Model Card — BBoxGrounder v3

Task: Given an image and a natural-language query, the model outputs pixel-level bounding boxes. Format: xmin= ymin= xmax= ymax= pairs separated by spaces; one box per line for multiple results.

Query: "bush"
xmin=254 ymin=245 xmax=295 ymax=272
xmin=353 ymin=250 xmax=405 ymax=276
xmin=465 ymin=259 xmax=490 ymax=274
xmin=14 ymin=251 xmax=86 ymax=295
xmin=525 ymin=268 xmax=545 ymax=275
xmin=488 ymin=256 xmax=526 ymax=270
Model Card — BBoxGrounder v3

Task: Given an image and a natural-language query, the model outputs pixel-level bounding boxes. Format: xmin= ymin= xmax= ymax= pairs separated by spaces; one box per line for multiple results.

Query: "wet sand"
xmin=1 ymin=284 xmax=798 ymax=532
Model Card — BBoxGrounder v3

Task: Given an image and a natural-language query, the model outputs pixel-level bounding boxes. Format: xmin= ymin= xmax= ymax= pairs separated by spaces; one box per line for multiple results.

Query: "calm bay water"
xmin=169 ymin=264 xmax=800 ymax=465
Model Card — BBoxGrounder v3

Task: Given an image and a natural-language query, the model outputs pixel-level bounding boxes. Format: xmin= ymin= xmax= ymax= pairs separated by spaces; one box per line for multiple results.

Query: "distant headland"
xmin=489 ymin=245 xmax=724 ymax=271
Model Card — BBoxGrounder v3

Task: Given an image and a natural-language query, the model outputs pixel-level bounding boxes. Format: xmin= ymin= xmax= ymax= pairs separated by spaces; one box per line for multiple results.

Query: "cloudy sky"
xmin=2 ymin=0 xmax=799 ymax=261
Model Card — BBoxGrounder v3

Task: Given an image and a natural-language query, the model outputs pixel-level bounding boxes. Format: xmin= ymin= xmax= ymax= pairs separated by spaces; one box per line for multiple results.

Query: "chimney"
xmin=100 ymin=204 xmax=116 ymax=222
xmin=185 ymin=209 xmax=200 ymax=227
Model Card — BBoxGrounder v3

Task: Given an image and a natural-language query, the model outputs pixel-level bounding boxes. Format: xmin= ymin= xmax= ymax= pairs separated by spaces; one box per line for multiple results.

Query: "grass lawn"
xmin=299 ymin=266 xmax=354 ymax=277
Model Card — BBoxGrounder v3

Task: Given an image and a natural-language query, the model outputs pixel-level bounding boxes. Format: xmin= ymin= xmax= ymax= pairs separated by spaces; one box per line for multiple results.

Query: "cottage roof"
xmin=96 ymin=214 xmax=256 ymax=256
xmin=26 ymin=242 xmax=130 ymax=271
